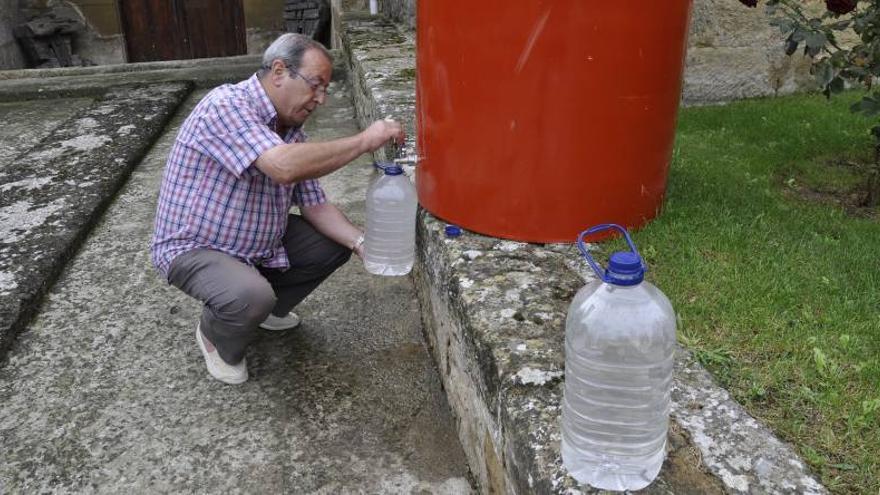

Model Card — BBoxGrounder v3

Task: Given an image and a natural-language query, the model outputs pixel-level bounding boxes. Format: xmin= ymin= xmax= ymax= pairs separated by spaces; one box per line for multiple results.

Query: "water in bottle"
xmin=364 ymin=163 xmax=418 ymax=276
xmin=561 ymin=224 xmax=676 ymax=491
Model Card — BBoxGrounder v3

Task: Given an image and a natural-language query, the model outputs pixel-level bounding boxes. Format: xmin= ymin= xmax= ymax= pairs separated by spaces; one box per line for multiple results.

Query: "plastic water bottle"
xmin=560 ymin=224 xmax=676 ymax=491
xmin=364 ymin=162 xmax=418 ymax=276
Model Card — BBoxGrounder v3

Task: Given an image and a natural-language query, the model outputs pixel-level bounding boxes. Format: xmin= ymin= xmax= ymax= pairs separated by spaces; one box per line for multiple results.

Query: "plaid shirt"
xmin=150 ymin=74 xmax=326 ymax=279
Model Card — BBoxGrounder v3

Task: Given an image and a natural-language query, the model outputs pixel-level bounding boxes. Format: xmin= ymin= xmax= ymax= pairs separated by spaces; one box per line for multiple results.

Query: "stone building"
xmin=0 ymin=0 xmax=288 ymax=68
xmin=0 ymin=0 xmax=25 ymax=68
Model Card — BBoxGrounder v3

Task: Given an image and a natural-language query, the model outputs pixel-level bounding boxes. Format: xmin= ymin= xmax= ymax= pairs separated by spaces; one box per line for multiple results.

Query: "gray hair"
xmin=258 ymin=33 xmax=332 ymax=77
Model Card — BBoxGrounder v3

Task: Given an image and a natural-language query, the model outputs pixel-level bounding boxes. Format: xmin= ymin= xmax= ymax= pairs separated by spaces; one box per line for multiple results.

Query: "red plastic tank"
xmin=416 ymin=1 xmax=693 ymax=242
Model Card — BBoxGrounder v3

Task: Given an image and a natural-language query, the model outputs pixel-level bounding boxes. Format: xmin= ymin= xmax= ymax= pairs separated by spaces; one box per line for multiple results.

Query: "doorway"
xmin=118 ymin=0 xmax=247 ymax=62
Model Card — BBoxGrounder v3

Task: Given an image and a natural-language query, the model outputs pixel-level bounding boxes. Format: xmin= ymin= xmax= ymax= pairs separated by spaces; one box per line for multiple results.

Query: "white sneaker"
xmin=195 ymin=324 xmax=248 ymax=385
xmin=259 ymin=311 xmax=301 ymax=331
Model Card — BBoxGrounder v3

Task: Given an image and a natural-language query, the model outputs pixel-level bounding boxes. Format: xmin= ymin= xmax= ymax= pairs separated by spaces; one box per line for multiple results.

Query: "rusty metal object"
xmin=284 ymin=0 xmax=331 ymax=47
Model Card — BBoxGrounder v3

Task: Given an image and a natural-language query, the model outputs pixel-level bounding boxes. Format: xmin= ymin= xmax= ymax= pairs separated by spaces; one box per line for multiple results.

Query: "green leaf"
xmin=857 ymin=97 xmax=880 ymax=117
xmin=813 ymin=61 xmax=835 ymax=87
xmin=805 ymin=31 xmax=828 ymax=51
xmin=785 ymin=38 xmax=799 ymax=56
xmin=830 ymin=20 xmax=852 ymax=31
xmin=771 ymin=17 xmax=795 ymax=34
xmin=841 ymin=66 xmax=868 ymax=80
xmin=828 ymin=76 xmax=845 ymax=94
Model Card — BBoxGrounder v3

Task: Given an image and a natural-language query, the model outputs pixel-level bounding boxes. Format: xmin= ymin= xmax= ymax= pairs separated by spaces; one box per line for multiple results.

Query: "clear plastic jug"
xmin=364 ymin=162 xmax=418 ymax=276
xmin=561 ymin=224 xmax=676 ymax=491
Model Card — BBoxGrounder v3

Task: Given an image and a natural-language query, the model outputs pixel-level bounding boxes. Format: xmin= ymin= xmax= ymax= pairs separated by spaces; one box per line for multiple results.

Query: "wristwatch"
xmin=351 ymin=233 xmax=365 ymax=251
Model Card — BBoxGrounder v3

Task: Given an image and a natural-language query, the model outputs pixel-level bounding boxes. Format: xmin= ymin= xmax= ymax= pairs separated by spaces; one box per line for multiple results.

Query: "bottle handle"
xmin=576 ymin=224 xmax=644 ymax=282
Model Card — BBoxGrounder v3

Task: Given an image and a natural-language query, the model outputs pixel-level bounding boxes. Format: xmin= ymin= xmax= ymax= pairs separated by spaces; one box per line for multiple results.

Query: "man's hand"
xmin=361 ymin=119 xmax=405 ymax=152
xmin=256 ymin=119 xmax=406 ymax=185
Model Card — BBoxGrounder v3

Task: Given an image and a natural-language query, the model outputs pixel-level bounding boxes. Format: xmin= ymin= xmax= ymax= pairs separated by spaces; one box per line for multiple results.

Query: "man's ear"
xmin=269 ymin=59 xmax=287 ymax=85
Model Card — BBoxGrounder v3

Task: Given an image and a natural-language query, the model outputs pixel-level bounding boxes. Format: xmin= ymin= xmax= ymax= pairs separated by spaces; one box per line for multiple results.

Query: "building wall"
xmin=9 ymin=0 xmax=285 ymax=68
xmin=683 ymin=0 xmax=817 ymax=105
xmin=242 ymin=0 xmax=286 ymax=54
xmin=61 ymin=0 xmax=286 ymax=35
xmin=66 ymin=0 xmax=118 ymax=35
xmin=244 ymin=0 xmax=285 ymax=31
xmin=0 ymin=0 xmax=26 ymax=69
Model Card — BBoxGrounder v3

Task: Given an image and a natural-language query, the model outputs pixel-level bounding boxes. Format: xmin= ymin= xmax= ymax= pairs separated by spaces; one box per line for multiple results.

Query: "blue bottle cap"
xmin=445 ymin=225 xmax=461 ymax=237
xmin=576 ymin=224 xmax=647 ymax=287
xmin=606 ymin=251 xmax=645 ymax=286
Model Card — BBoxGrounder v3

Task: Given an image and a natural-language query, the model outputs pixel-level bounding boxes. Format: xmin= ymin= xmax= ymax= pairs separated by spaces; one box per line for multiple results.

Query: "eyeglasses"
xmin=287 ymin=67 xmax=330 ymax=97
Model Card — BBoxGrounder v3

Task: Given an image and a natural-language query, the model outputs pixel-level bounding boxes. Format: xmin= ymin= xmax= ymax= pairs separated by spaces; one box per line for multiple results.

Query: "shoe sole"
xmin=259 ymin=322 xmax=300 ymax=331
xmin=259 ymin=315 xmax=301 ymax=331
xmin=196 ymin=325 xmax=248 ymax=385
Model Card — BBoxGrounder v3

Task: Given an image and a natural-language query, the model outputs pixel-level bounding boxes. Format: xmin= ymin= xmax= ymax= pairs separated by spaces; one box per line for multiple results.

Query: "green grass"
xmin=613 ymin=91 xmax=879 ymax=493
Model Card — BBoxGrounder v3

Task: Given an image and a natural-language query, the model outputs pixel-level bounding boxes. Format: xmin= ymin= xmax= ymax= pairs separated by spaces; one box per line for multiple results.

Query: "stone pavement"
xmin=0 ymin=61 xmax=472 ymax=492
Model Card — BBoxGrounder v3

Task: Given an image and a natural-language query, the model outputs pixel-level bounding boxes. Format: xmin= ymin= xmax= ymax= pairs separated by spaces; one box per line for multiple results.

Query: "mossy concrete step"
xmin=0 ymin=83 xmax=191 ymax=363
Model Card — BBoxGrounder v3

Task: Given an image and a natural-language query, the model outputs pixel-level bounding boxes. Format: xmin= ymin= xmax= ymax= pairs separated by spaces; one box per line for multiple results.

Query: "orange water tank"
xmin=416 ymin=1 xmax=693 ymax=242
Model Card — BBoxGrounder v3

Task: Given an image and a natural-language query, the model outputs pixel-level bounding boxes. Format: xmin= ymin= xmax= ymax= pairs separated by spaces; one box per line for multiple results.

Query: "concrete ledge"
xmin=334 ymin=11 xmax=417 ymax=164
xmin=412 ymin=215 xmax=731 ymax=493
xmin=338 ymin=9 xmax=828 ymax=495
xmin=0 ymin=83 xmax=191 ymax=362
xmin=0 ymin=56 xmax=261 ymax=101
xmin=0 ymin=55 xmax=261 ymax=80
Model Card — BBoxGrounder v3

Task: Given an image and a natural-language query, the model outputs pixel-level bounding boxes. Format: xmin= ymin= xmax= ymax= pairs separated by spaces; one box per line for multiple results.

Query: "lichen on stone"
xmin=0 ymin=199 xmax=67 ymax=245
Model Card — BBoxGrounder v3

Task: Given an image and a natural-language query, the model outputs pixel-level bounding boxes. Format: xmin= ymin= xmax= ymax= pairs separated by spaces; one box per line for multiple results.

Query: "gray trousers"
xmin=167 ymin=214 xmax=352 ymax=364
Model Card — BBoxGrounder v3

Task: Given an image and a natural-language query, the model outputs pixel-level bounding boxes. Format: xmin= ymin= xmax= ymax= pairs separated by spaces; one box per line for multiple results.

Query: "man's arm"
xmin=300 ymin=202 xmax=365 ymax=258
xmin=256 ymin=119 xmax=403 ymax=185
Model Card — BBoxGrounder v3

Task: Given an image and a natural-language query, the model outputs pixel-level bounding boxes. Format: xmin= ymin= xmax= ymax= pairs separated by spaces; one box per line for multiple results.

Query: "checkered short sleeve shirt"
xmin=150 ymin=74 xmax=326 ymax=279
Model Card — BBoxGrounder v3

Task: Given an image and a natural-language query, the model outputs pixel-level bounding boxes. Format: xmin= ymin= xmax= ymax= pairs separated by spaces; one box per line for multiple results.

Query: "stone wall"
xmin=379 ymin=0 xmax=415 ymax=30
xmin=683 ymin=0 xmax=817 ymax=105
xmin=0 ymin=0 xmax=26 ymax=69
